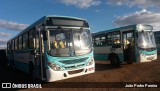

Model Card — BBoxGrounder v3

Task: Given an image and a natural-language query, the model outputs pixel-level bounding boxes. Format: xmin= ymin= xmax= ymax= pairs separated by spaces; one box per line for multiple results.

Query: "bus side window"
xmin=113 ymin=33 xmax=121 ymax=44
xmin=107 ymin=32 xmax=121 ymax=45
xmin=15 ymin=39 xmax=17 ymax=50
xmin=23 ymin=32 xmax=29 ymax=49
xmin=106 ymin=33 xmax=112 ymax=45
xmin=11 ymin=40 xmax=15 ymax=51
xmin=101 ymin=36 xmax=106 ymax=46
xmin=16 ymin=38 xmax=19 ymax=50
xmin=29 ymin=29 xmax=35 ymax=49
xmin=95 ymin=37 xmax=100 ymax=46
xmin=94 ymin=34 xmax=106 ymax=46
xmin=19 ymin=36 xmax=22 ymax=50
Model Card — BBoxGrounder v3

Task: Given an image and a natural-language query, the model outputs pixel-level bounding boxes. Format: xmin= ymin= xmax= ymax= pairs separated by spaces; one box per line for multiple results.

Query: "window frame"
xmin=19 ymin=36 xmax=22 ymax=50
xmin=28 ymin=29 xmax=35 ymax=49
xmin=94 ymin=34 xmax=106 ymax=47
xmin=106 ymin=31 xmax=121 ymax=45
xmin=22 ymin=32 xmax=29 ymax=49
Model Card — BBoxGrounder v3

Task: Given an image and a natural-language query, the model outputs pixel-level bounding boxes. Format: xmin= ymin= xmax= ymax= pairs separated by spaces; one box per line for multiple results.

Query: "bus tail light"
xmin=87 ymin=58 xmax=94 ymax=66
xmin=48 ymin=62 xmax=63 ymax=71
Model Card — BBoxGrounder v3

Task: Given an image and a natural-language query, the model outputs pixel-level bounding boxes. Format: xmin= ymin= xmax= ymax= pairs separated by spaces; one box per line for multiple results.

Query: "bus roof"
xmin=8 ymin=15 xmax=87 ymax=42
xmin=92 ymin=24 xmax=152 ymax=36
xmin=46 ymin=15 xmax=87 ymax=21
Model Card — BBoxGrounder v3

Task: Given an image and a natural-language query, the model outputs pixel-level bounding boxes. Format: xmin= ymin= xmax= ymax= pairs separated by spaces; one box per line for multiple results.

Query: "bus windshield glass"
xmin=137 ymin=30 xmax=156 ymax=49
xmin=49 ymin=29 xmax=92 ymax=57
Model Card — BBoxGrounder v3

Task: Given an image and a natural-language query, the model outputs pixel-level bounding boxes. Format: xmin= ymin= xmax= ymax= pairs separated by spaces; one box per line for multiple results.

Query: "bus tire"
xmin=109 ymin=54 xmax=120 ymax=67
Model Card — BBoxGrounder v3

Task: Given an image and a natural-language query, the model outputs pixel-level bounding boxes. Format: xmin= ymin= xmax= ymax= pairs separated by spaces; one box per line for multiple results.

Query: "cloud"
xmin=60 ymin=0 xmax=101 ymax=8
xmin=0 ymin=32 xmax=11 ymax=37
xmin=0 ymin=39 xmax=7 ymax=45
xmin=107 ymin=0 xmax=160 ymax=9
xmin=59 ymin=0 xmax=160 ymax=9
xmin=95 ymin=9 xmax=103 ymax=12
xmin=0 ymin=39 xmax=7 ymax=49
xmin=0 ymin=19 xmax=28 ymax=31
xmin=0 ymin=45 xmax=7 ymax=49
xmin=113 ymin=9 xmax=160 ymax=31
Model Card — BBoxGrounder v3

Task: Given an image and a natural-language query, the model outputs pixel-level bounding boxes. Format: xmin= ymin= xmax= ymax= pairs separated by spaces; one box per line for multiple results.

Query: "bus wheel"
xmin=109 ymin=55 xmax=120 ymax=67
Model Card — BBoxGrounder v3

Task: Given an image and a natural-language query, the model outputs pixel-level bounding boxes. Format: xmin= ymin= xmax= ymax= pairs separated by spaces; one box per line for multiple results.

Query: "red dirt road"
xmin=0 ymin=55 xmax=160 ymax=91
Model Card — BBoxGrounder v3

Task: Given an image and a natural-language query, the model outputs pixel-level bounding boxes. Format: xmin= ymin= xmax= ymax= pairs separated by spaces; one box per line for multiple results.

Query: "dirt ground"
xmin=0 ymin=55 xmax=160 ymax=91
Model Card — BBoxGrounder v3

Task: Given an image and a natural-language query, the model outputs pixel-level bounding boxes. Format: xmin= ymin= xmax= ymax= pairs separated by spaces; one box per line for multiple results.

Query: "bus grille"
xmin=65 ymin=64 xmax=85 ymax=69
xmin=59 ymin=57 xmax=88 ymax=64
xmin=68 ymin=69 xmax=84 ymax=75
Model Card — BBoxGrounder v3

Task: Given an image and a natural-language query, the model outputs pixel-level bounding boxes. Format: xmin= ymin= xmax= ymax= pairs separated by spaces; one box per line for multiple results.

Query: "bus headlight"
xmin=87 ymin=58 xmax=94 ymax=66
xmin=48 ymin=62 xmax=63 ymax=71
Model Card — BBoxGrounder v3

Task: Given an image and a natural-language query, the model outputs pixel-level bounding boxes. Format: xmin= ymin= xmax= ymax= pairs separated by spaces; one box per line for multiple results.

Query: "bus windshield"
xmin=48 ymin=29 xmax=92 ymax=57
xmin=137 ymin=30 xmax=156 ymax=49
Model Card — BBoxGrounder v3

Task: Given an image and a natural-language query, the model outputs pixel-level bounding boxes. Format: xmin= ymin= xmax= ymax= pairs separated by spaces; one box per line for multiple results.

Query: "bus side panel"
xmin=14 ymin=52 xmax=31 ymax=74
xmin=94 ymin=46 xmax=124 ymax=62
xmin=94 ymin=47 xmax=108 ymax=61
xmin=94 ymin=53 xmax=108 ymax=61
xmin=117 ymin=53 xmax=124 ymax=62
xmin=7 ymin=52 xmax=14 ymax=67
xmin=14 ymin=61 xmax=29 ymax=73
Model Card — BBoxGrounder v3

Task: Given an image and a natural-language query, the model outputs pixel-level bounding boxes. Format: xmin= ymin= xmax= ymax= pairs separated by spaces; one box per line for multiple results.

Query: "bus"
xmin=92 ymin=24 xmax=157 ymax=67
xmin=7 ymin=16 xmax=95 ymax=82
xmin=154 ymin=31 xmax=160 ymax=54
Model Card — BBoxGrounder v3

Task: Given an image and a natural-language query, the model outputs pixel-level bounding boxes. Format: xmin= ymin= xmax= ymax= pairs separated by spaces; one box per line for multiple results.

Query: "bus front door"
xmin=34 ymin=30 xmax=46 ymax=81
xmin=122 ymin=31 xmax=135 ymax=64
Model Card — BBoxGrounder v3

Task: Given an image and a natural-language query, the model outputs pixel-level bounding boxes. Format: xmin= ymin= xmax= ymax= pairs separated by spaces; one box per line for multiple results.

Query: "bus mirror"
xmin=42 ymin=30 xmax=47 ymax=40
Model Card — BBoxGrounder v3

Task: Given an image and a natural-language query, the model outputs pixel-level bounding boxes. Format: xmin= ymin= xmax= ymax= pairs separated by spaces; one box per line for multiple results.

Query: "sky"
xmin=0 ymin=0 xmax=160 ymax=49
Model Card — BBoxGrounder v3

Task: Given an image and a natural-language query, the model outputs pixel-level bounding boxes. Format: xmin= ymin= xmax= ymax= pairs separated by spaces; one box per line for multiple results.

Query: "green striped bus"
xmin=7 ymin=16 xmax=95 ymax=82
xmin=92 ymin=24 xmax=157 ymax=67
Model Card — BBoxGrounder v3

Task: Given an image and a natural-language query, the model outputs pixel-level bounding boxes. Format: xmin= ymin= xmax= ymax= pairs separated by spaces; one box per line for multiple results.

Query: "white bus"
xmin=92 ymin=24 xmax=157 ymax=67
xmin=7 ymin=16 xmax=95 ymax=82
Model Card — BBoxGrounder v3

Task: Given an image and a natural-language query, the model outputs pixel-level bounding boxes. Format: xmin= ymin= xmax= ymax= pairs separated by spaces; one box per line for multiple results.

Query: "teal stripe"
xmin=94 ymin=54 xmax=108 ymax=61
xmin=46 ymin=51 xmax=93 ymax=70
xmin=15 ymin=61 xmax=29 ymax=74
xmin=117 ymin=53 xmax=124 ymax=62
xmin=94 ymin=53 xmax=124 ymax=62
xmin=140 ymin=50 xmax=157 ymax=55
